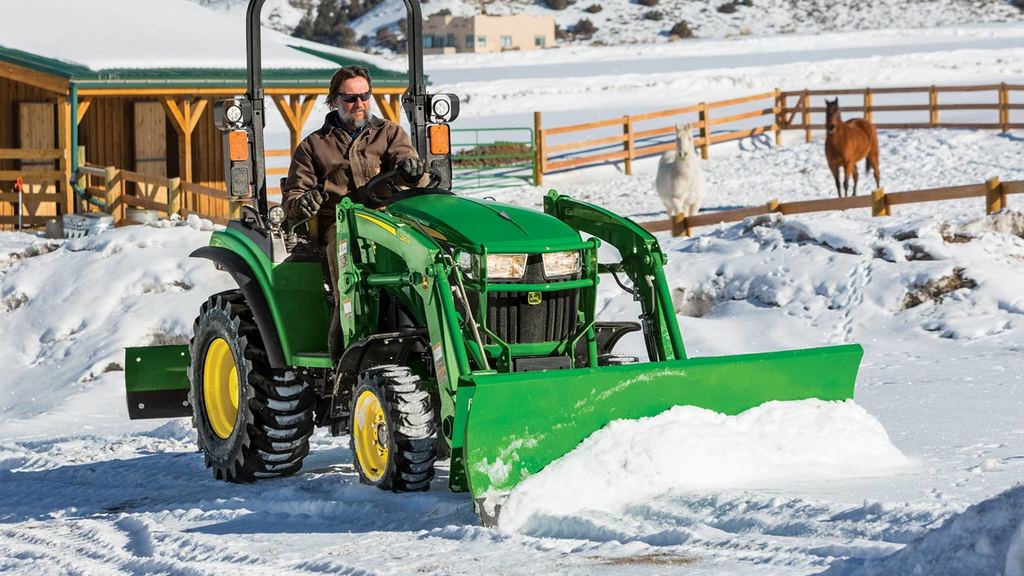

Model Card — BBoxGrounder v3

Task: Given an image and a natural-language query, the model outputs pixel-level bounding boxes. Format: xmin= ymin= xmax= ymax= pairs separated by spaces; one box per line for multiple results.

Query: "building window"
xmin=534 ymin=35 xmax=546 ymax=47
xmin=447 ymin=34 xmax=456 ymax=47
xmin=477 ymin=35 xmax=487 ymax=47
xmin=465 ymin=34 xmax=475 ymax=48
xmin=500 ymin=35 xmax=512 ymax=48
xmin=436 ymin=35 xmax=447 ymax=47
xmin=424 ymin=36 xmax=434 ymax=48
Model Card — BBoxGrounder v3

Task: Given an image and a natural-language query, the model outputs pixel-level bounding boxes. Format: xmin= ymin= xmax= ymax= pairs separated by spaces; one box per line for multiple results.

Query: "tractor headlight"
xmin=486 ymin=253 xmax=527 ymax=280
xmin=458 ymin=251 xmax=478 ymax=279
xmin=542 ymin=251 xmax=581 ymax=278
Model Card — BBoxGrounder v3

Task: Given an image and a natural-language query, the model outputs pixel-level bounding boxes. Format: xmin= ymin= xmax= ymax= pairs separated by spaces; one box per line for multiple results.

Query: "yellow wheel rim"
xmin=203 ymin=338 xmax=239 ymax=439
xmin=353 ymin=389 xmax=389 ymax=482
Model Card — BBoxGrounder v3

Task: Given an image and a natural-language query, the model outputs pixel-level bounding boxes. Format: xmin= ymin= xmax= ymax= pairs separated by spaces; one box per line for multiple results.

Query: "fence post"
xmin=986 ymin=177 xmax=1004 ymax=214
xmin=773 ymin=88 xmax=782 ymax=146
xmin=999 ymin=83 xmax=1009 ymax=133
xmin=167 ymin=177 xmax=181 ymax=216
xmin=871 ymin=188 xmax=890 ymax=217
xmin=929 ymin=86 xmax=939 ymax=126
xmin=533 ymin=111 xmax=544 ymax=186
xmin=802 ymin=90 xmax=811 ymax=143
xmin=103 ymin=166 xmax=121 ymax=222
xmin=767 ymin=198 xmax=779 ymax=213
xmin=864 ymin=88 xmax=873 ymax=123
xmin=75 ymin=146 xmax=87 ymax=212
xmin=698 ymin=102 xmax=710 ymax=160
xmin=623 ymin=115 xmax=634 ymax=176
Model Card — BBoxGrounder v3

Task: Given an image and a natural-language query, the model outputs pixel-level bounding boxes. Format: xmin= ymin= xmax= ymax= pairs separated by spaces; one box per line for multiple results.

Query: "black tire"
xmin=350 ymin=364 xmax=437 ymax=491
xmin=188 ymin=290 xmax=314 ymax=482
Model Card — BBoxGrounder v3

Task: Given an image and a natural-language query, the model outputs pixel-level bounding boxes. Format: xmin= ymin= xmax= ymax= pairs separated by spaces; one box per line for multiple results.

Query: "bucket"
xmin=55 ymin=213 xmax=115 ymax=239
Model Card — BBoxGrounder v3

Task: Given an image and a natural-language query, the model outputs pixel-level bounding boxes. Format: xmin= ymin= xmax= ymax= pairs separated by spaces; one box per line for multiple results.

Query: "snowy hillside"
xmin=192 ymin=0 xmax=1024 ymax=47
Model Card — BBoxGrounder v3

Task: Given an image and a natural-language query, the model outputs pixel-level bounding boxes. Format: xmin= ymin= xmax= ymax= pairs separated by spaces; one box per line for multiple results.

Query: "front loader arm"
xmin=543 ymin=191 xmax=685 ymax=360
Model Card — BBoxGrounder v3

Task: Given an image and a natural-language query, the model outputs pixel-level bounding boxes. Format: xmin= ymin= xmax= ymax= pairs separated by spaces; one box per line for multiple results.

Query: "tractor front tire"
xmin=188 ymin=291 xmax=314 ymax=482
xmin=350 ymin=365 xmax=437 ymax=491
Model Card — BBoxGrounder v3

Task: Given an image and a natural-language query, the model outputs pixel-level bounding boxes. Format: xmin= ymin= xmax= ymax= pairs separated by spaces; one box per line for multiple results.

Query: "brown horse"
xmin=824 ymin=98 xmax=880 ymax=198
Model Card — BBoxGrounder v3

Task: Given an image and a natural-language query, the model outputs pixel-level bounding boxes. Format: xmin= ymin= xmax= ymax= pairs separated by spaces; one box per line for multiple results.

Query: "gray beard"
xmin=338 ymin=109 xmax=368 ymax=129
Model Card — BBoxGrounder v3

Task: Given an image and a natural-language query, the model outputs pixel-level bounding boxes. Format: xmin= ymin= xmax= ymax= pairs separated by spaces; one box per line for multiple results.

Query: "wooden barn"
xmin=1 ymin=0 xmax=412 ymax=228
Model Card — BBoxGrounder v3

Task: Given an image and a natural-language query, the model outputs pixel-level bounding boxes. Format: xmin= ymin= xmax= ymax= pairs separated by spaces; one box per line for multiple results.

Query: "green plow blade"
xmin=461 ymin=344 xmax=862 ymax=505
xmin=124 ymin=345 xmax=192 ymax=419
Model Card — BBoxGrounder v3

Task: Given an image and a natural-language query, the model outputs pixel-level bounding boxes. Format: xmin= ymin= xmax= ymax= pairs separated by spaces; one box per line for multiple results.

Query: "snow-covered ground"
xmin=3 ymin=12 xmax=1024 ymax=576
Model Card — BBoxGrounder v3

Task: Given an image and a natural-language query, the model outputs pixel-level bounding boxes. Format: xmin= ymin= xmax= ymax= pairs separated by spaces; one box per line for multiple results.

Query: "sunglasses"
xmin=336 ymin=92 xmax=371 ymax=104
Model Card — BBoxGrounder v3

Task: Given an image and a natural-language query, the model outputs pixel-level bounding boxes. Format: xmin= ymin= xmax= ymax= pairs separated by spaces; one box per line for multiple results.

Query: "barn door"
xmin=133 ymin=101 xmax=168 ymax=205
xmin=17 ymin=102 xmax=57 ymax=218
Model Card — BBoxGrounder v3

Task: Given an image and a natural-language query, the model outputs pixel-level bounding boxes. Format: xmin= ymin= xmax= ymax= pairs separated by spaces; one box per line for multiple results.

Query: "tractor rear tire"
xmin=188 ymin=290 xmax=314 ymax=483
xmin=350 ymin=364 xmax=437 ymax=491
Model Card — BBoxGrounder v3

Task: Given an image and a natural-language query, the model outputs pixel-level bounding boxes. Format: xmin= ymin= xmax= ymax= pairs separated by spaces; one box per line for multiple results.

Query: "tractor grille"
xmin=486 ymin=288 xmax=579 ymax=344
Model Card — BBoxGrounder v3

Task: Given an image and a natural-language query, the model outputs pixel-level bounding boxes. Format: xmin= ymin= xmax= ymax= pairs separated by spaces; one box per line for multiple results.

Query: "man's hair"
xmin=328 ymin=65 xmax=372 ymax=107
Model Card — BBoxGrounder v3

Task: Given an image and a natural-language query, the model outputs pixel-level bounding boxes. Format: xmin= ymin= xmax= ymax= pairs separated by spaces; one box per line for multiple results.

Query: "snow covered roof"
xmin=0 ymin=0 xmax=408 ymax=89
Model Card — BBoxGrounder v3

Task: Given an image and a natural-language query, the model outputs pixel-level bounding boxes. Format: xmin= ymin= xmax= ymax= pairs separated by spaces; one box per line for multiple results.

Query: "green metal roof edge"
xmin=0 ymin=43 xmax=412 ymax=89
xmin=287 ymin=44 xmax=424 ymax=85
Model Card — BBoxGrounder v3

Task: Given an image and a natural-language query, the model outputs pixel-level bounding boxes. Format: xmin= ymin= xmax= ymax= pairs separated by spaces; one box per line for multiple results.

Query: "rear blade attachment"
xmin=124 ymin=345 xmax=192 ymax=419
xmin=461 ymin=343 xmax=863 ymax=522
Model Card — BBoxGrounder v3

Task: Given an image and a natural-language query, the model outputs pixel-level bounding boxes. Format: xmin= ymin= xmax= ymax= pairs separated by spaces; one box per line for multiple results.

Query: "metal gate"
xmin=450 ymin=127 xmax=536 ymax=191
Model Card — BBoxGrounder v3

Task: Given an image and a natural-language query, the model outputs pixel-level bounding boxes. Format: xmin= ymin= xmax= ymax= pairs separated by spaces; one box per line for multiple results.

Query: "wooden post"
xmin=167 ymin=177 xmax=181 ymax=216
xmin=75 ymin=146 xmax=87 ymax=205
xmin=671 ymin=213 xmax=689 ymax=237
xmin=273 ymin=94 xmax=318 ymax=151
xmin=929 ymin=86 xmax=939 ymax=126
xmin=767 ymin=198 xmax=779 ymax=213
xmin=985 ymin=177 xmax=1003 ymax=214
xmin=623 ymin=115 xmax=634 ymax=176
xmin=57 ymin=95 xmax=72 ymax=216
xmin=698 ymin=102 xmax=710 ymax=160
xmin=103 ymin=166 xmax=122 ymax=222
xmin=802 ymin=90 xmax=811 ymax=143
xmin=773 ymin=88 xmax=782 ymax=146
xmin=864 ymin=88 xmax=873 ymax=123
xmin=533 ymin=111 xmax=544 ymax=186
xmin=999 ymin=83 xmax=1009 ymax=133
xmin=162 ymin=97 xmax=208 ymax=183
xmin=871 ymin=188 xmax=890 ymax=217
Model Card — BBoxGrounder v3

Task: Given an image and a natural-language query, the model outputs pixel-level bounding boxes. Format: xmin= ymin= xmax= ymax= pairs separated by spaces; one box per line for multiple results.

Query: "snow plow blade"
xmin=461 ymin=343 xmax=862 ymax=508
xmin=124 ymin=345 xmax=191 ymax=419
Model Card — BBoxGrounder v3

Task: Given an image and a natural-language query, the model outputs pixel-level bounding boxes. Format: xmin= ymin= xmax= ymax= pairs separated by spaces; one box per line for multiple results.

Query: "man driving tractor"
xmin=282 ymin=64 xmax=428 ymax=298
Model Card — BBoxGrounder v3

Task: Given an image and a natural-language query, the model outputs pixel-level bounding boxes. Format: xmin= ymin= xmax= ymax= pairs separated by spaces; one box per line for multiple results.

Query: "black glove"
xmin=286 ymin=188 xmax=326 ymax=221
xmin=397 ymin=157 xmax=427 ymax=184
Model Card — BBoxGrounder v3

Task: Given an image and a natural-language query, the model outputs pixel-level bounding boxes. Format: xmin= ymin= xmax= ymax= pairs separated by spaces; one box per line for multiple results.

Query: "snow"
xmin=3 ymin=7 xmax=1024 ymax=574
xmin=2 ymin=0 xmax=398 ymax=71
xmin=498 ymin=400 xmax=914 ymax=534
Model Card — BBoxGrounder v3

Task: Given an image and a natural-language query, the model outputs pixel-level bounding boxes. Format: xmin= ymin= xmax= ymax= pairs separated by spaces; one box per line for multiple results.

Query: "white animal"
xmin=655 ymin=123 xmax=706 ymax=218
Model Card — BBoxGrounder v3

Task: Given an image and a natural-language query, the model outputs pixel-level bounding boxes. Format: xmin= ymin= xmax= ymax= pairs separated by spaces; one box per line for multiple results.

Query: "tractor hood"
xmin=389 ymin=194 xmax=584 ymax=253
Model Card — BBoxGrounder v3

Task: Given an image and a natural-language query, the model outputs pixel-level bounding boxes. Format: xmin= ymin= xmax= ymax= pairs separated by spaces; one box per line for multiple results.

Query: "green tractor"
xmin=124 ymin=0 xmax=863 ymax=521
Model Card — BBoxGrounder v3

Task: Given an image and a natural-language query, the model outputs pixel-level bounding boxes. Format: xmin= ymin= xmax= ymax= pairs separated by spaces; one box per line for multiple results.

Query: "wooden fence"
xmin=642 ymin=177 xmax=1024 ymax=237
xmin=78 ymin=164 xmax=240 ymax=226
xmin=534 ymin=83 xmax=1024 ymax=184
xmin=0 ymin=148 xmax=66 ymax=229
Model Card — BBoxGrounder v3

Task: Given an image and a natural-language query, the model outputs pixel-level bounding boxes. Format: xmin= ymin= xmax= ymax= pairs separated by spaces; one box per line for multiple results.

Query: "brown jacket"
xmin=282 ymin=112 xmax=420 ymax=217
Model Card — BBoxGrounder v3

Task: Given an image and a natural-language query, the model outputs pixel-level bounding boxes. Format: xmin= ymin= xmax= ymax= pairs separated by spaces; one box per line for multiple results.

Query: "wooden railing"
xmin=0 ymin=148 xmax=65 ymax=228
xmin=79 ymin=164 xmax=241 ymax=226
xmin=642 ymin=178 xmax=1024 ymax=237
xmin=535 ymin=83 xmax=1024 ymax=184
xmin=534 ymin=90 xmax=782 ymax=184
xmin=781 ymin=83 xmax=1024 ymax=140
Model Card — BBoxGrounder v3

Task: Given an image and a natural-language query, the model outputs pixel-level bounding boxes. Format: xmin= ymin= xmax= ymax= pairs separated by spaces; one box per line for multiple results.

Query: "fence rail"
xmin=0 ymin=148 xmax=66 ymax=228
xmin=642 ymin=178 xmax=1023 ymax=237
xmin=536 ymin=83 xmax=1024 ymax=184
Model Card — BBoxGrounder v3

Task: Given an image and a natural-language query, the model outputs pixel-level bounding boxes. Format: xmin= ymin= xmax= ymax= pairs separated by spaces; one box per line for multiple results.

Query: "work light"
xmin=486 ymin=253 xmax=528 ymax=280
xmin=542 ymin=251 xmax=581 ymax=278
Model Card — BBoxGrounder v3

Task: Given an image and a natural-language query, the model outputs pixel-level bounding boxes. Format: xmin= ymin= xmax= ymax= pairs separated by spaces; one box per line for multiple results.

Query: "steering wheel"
xmin=359 ymin=166 xmax=449 ymax=208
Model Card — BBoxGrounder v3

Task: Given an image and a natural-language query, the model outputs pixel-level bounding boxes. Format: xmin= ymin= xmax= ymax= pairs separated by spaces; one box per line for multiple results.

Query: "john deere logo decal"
xmin=527 ymin=291 xmax=542 ymax=305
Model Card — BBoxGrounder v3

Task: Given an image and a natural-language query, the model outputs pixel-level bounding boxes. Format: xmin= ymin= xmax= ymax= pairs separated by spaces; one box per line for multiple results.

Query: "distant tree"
xmin=292 ymin=1 xmax=357 ymax=47
xmin=431 ymin=8 xmax=453 ymax=16
xmin=573 ymin=18 xmax=597 ymax=38
xmin=717 ymin=1 xmax=738 ymax=14
xmin=545 ymin=0 xmax=570 ymax=10
xmin=584 ymin=3 xmax=603 ymax=12
xmin=644 ymin=10 xmax=663 ymax=20
xmin=638 ymin=0 xmax=659 ymax=6
xmin=669 ymin=20 xmax=694 ymax=38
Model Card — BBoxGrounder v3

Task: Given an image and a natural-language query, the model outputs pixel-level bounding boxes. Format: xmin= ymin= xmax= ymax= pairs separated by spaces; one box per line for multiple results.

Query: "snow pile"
xmin=0 ymin=219 xmax=233 ymax=438
xmin=498 ymin=399 xmax=912 ymax=533
xmin=824 ymin=484 xmax=1024 ymax=576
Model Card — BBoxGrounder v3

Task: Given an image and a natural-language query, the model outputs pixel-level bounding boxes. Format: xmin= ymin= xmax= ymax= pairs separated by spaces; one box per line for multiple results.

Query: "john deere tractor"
xmin=124 ymin=0 xmax=862 ymax=520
